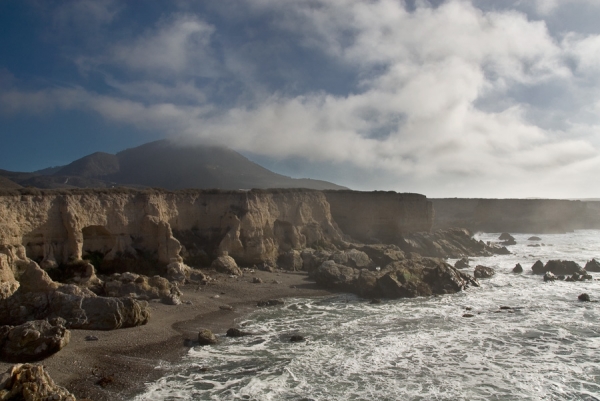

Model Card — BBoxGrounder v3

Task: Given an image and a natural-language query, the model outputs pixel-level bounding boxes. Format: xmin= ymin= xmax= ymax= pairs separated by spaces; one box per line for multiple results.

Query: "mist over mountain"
xmin=0 ymin=140 xmax=346 ymax=191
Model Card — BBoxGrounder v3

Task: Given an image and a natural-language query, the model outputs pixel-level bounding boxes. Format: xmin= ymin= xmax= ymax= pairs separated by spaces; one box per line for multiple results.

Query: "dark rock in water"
xmin=544 ymin=260 xmax=586 ymax=275
xmin=290 ymin=335 xmax=305 ymax=342
xmin=226 ymin=328 xmax=252 ymax=337
xmin=462 ymin=313 xmax=475 ymax=318
xmin=531 ymin=260 xmax=545 ymax=274
xmin=198 ymin=329 xmax=218 ymax=345
xmin=499 ymin=233 xmax=514 ymax=241
xmin=578 ymin=293 xmax=591 ymax=302
xmin=567 ymin=272 xmax=592 ymax=282
xmin=183 ymin=338 xmax=195 ymax=347
xmin=528 ymin=236 xmax=542 ymax=241
xmin=585 ymin=259 xmax=600 ymax=272
xmin=370 ymin=299 xmax=382 ymax=304
xmin=528 ymin=244 xmax=541 ymax=248
xmin=557 ymin=275 xmax=566 ymax=281
xmin=0 ymin=319 xmax=70 ymax=362
xmin=257 ymin=299 xmax=284 ymax=307
xmin=502 ymin=239 xmax=517 ymax=246
xmin=400 ymin=228 xmax=510 ymax=258
xmin=499 ymin=306 xmax=512 ymax=310
xmin=543 ymin=272 xmax=557 ymax=282
xmin=512 ymin=263 xmax=523 ymax=273
xmin=474 ymin=265 xmax=495 ymax=279
xmin=454 ymin=258 xmax=469 ymax=269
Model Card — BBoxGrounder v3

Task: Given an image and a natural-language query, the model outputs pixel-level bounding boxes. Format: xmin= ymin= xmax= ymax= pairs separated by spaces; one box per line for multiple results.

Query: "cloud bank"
xmin=3 ymin=0 xmax=600 ymax=197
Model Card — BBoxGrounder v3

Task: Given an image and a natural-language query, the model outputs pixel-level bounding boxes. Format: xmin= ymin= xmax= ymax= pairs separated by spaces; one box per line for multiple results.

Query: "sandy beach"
xmin=0 ymin=270 xmax=336 ymax=401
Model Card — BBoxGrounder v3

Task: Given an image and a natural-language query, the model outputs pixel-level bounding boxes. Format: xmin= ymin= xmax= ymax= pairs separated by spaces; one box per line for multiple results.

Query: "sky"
xmin=1 ymin=0 xmax=600 ymax=198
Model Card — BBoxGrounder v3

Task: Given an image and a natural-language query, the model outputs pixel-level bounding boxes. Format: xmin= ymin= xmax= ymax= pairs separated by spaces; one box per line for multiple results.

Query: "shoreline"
xmin=0 ymin=270 xmax=337 ymax=401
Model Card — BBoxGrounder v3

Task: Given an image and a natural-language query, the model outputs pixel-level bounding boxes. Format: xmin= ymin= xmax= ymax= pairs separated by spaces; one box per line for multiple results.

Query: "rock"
xmin=197 ymin=329 xmax=218 ymax=345
xmin=85 ymin=335 xmax=99 ymax=341
xmin=501 ymin=238 xmax=517 ymax=246
xmin=454 ymin=258 xmax=469 ymax=269
xmin=370 ymin=299 xmax=382 ymax=304
xmin=226 ymin=328 xmax=252 ymax=337
xmin=277 ymin=250 xmax=303 ymax=271
xmin=330 ymin=249 xmax=373 ymax=269
xmin=166 ymin=261 xmax=190 ymax=284
xmin=462 ymin=313 xmax=475 ymax=318
xmin=499 ymin=306 xmax=512 ymax=310
xmin=0 ymin=320 xmax=70 ymax=362
xmin=211 ymin=255 xmax=243 ymax=276
xmin=585 ymin=259 xmax=600 ymax=272
xmin=400 ymin=228 xmax=508 ymax=258
xmin=354 ymin=244 xmax=405 ymax=267
xmin=578 ymin=293 xmax=591 ymax=302
xmin=531 ymin=260 xmax=545 ymax=274
xmin=257 ymin=260 xmax=276 ymax=272
xmin=257 ymin=299 xmax=284 ymax=307
xmin=528 ymin=236 xmax=542 ymax=241
xmin=252 ymin=277 xmax=263 ymax=284
xmin=512 ymin=263 xmax=523 ymax=273
xmin=314 ymin=258 xmax=479 ymax=299
xmin=543 ymin=260 xmax=586 ymax=275
xmin=0 ymin=364 xmax=76 ymax=401
xmin=290 ymin=335 xmax=305 ymax=342
xmin=219 ymin=305 xmax=234 ymax=311
xmin=543 ymin=272 xmax=557 ymax=282
xmin=499 ymin=233 xmax=514 ymax=241
xmin=102 ymin=273 xmax=182 ymax=304
xmin=474 ymin=265 xmax=495 ymax=279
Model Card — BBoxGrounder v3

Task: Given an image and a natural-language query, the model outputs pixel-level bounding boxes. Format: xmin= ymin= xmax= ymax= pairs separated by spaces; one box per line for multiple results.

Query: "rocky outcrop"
xmin=400 ymin=228 xmax=510 ymax=258
xmin=585 ymin=259 xmax=600 ymax=272
xmin=102 ymin=272 xmax=182 ymax=304
xmin=314 ymin=256 xmax=479 ymax=299
xmin=0 ymin=262 xmax=149 ymax=330
xmin=474 ymin=265 xmax=495 ymax=279
xmin=0 ymin=319 xmax=70 ymax=362
xmin=532 ymin=260 xmax=586 ymax=276
xmin=0 ymin=364 xmax=76 ymax=401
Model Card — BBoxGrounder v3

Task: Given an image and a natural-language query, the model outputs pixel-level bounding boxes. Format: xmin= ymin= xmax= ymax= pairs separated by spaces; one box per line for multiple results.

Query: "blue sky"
xmin=2 ymin=0 xmax=600 ymax=197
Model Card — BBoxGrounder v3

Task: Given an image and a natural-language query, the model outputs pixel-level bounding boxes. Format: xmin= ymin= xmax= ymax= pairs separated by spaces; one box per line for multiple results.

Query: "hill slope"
xmin=0 ymin=140 xmax=346 ymax=190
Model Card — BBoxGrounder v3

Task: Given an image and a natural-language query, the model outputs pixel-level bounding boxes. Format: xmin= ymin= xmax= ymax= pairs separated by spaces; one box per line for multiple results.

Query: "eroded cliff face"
xmin=0 ymin=189 xmax=348 ymax=274
xmin=324 ymin=191 xmax=433 ymax=243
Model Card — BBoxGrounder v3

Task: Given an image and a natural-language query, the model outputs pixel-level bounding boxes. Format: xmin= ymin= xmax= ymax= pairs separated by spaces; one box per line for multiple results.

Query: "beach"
xmin=0 ymin=270 xmax=335 ymax=401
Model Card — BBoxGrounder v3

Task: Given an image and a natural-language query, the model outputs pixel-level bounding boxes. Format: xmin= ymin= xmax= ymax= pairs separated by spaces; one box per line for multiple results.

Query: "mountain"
xmin=0 ymin=140 xmax=346 ymax=191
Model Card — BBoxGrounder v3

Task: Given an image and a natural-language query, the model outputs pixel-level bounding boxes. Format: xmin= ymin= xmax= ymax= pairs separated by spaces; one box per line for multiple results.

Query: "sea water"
xmin=135 ymin=231 xmax=600 ymax=400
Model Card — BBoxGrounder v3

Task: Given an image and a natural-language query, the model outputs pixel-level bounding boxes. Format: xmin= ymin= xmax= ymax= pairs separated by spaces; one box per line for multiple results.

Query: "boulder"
xmin=257 ymin=260 xmax=276 ymax=272
xmin=531 ymin=260 xmax=545 ymax=274
xmin=544 ymin=260 xmax=586 ymax=275
xmin=543 ymin=272 xmax=557 ymax=282
xmin=585 ymin=259 xmax=600 ymax=272
xmin=166 ymin=261 xmax=190 ymax=284
xmin=257 ymin=299 xmax=284 ymax=307
xmin=197 ymin=329 xmax=218 ymax=345
xmin=211 ymin=255 xmax=242 ymax=276
xmin=0 ymin=364 xmax=76 ymax=401
xmin=474 ymin=265 xmax=495 ymax=279
xmin=512 ymin=263 xmax=523 ymax=273
xmin=454 ymin=258 xmax=469 ymax=269
xmin=313 ymin=261 xmax=359 ymax=291
xmin=102 ymin=273 xmax=182 ymax=304
xmin=499 ymin=233 xmax=514 ymax=241
xmin=578 ymin=293 xmax=591 ymax=302
xmin=355 ymin=244 xmax=405 ymax=266
xmin=528 ymin=236 xmax=542 ymax=241
xmin=330 ymin=249 xmax=373 ymax=269
xmin=0 ymin=319 xmax=70 ymax=362
xmin=301 ymin=250 xmax=332 ymax=276
xmin=226 ymin=328 xmax=252 ymax=337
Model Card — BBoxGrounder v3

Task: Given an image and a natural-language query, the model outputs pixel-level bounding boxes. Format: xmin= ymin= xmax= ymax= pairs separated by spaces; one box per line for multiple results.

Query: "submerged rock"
xmin=226 ymin=328 xmax=252 ymax=337
xmin=474 ymin=265 xmax=495 ymax=279
xmin=528 ymin=236 xmax=542 ymax=241
xmin=290 ymin=335 xmax=305 ymax=342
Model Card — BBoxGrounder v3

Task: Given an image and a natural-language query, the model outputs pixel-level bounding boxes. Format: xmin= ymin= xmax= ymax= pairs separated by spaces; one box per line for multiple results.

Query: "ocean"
xmin=135 ymin=231 xmax=600 ymax=400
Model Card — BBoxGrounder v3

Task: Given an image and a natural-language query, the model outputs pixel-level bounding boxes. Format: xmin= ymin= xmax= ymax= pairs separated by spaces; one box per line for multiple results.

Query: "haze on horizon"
xmin=1 ymin=0 xmax=600 ymax=199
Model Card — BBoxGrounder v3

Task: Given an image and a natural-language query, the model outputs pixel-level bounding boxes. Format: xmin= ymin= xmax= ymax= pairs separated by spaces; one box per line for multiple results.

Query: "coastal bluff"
xmin=0 ymin=188 xmax=433 ymax=279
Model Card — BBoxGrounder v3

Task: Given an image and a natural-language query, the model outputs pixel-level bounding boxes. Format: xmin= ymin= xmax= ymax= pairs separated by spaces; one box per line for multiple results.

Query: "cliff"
xmin=324 ymin=191 xmax=433 ymax=243
xmin=432 ymin=198 xmax=600 ymax=233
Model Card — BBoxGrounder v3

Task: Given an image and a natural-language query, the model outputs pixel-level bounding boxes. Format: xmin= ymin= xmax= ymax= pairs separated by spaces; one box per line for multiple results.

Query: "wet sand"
xmin=0 ymin=270 xmax=336 ymax=401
